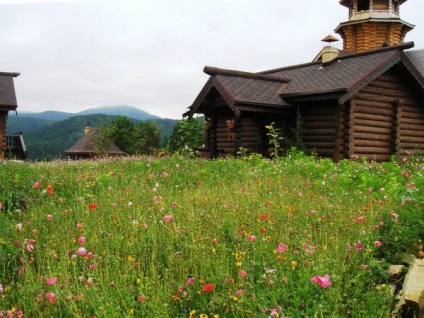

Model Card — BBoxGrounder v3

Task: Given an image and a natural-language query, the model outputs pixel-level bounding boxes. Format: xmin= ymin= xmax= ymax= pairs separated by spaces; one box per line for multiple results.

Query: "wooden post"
xmin=211 ymin=112 xmax=218 ymax=158
xmin=0 ymin=112 xmax=7 ymax=160
xmin=348 ymin=101 xmax=356 ymax=159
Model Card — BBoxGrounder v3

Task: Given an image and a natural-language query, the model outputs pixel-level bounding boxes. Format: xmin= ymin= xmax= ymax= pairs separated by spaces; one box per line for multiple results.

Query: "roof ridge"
xmin=203 ymin=66 xmax=290 ymax=83
xmin=260 ymin=42 xmax=415 ymax=75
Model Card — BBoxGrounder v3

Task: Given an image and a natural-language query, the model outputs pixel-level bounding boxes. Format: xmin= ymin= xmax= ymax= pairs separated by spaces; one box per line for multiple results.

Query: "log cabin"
xmin=64 ymin=124 xmax=126 ymax=159
xmin=0 ymin=71 xmax=20 ymax=161
xmin=184 ymin=0 xmax=424 ymax=161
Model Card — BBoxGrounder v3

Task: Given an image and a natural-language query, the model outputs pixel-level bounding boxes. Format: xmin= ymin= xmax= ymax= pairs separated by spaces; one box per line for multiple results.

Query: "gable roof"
xmin=261 ymin=42 xmax=417 ymax=103
xmin=0 ymin=72 xmax=20 ymax=111
xmin=64 ymin=128 xmax=126 ymax=156
xmin=186 ymin=42 xmax=424 ymax=117
xmin=186 ymin=67 xmax=292 ymax=118
xmin=405 ymin=49 xmax=424 ymax=78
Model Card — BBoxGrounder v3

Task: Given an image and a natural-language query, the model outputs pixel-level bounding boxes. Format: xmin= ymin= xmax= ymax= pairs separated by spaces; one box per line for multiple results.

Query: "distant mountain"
xmin=7 ymin=105 xmax=167 ymax=137
xmin=21 ymin=114 xmax=178 ymax=161
xmin=16 ymin=105 xmax=160 ymax=122
xmin=16 ymin=110 xmax=73 ymax=121
xmin=7 ymin=115 xmax=53 ymax=134
xmin=78 ymin=105 xmax=160 ymax=120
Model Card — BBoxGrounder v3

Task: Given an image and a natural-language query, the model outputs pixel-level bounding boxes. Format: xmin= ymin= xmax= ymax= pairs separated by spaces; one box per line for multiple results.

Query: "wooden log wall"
xmin=240 ymin=117 xmax=261 ymax=154
xmin=214 ymin=112 xmax=262 ymax=156
xmin=397 ymin=98 xmax=424 ymax=156
xmin=215 ymin=112 xmax=237 ymax=155
xmin=302 ymin=104 xmax=337 ymax=157
xmin=341 ymin=23 xmax=406 ymax=54
xmin=349 ymin=69 xmax=424 ymax=160
xmin=0 ymin=112 xmax=6 ymax=160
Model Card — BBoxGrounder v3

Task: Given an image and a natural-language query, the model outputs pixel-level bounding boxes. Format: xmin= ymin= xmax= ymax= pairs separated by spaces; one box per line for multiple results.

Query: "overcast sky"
xmin=1 ymin=0 xmax=423 ymax=119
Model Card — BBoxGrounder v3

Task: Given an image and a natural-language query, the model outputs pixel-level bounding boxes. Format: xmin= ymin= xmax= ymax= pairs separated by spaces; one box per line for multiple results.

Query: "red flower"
xmin=203 ymin=283 xmax=214 ymax=292
xmin=47 ymin=185 xmax=54 ymax=197
xmin=88 ymin=203 xmax=97 ymax=210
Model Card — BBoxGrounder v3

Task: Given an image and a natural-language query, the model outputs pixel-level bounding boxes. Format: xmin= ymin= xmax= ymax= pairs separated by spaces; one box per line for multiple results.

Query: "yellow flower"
xmin=188 ymin=310 xmax=196 ymax=318
xmin=127 ymin=255 xmax=134 ymax=263
xmin=129 ymin=308 xmax=134 ymax=315
xmin=239 ymin=250 xmax=246 ymax=255
xmin=291 ymin=261 xmax=297 ymax=269
xmin=236 ymin=262 xmax=243 ymax=267
xmin=214 ymin=315 xmax=219 ymax=318
xmin=199 ymin=314 xmax=208 ymax=318
xmin=235 ymin=253 xmax=242 ymax=260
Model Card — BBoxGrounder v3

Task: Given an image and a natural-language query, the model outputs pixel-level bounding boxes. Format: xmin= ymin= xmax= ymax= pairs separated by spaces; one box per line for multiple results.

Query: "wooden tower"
xmin=335 ymin=0 xmax=414 ymax=53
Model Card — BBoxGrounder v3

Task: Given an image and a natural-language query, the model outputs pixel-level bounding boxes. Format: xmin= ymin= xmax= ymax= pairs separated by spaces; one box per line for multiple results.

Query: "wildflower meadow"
xmin=0 ymin=152 xmax=423 ymax=317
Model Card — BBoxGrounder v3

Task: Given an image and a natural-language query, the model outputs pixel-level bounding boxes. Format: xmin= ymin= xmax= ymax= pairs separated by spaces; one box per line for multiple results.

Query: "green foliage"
xmin=266 ymin=122 xmax=284 ymax=158
xmin=168 ymin=118 xmax=204 ymax=153
xmin=0 ymin=156 xmax=422 ymax=317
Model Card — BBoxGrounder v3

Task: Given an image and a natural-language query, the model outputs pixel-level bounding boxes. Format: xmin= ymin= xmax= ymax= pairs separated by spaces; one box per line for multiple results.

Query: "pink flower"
xmin=46 ymin=277 xmax=58 ymax=285
xmin=310 ymin=274 xmax=331 ymax=288
xmin=46 ymin=292 xmax=56 ymax=304
xmin=18 ymin=267 xmax=26 ymax=275
xmin=357 ymin=216 xmax=364 ymax=223
xmin=77 ymin=247 xmax=87 ymax=256
xmin=374 ymin=241 xmax=382 ymax=247
xmin=33 ymin=181 xmax=40 ymax=188
xmin=78 ymin=237 xmax=86 ymax=245
xmin=247 ymin=235 xmax=256 ymax=242
xmin=211 ymin=238 xmax=218 ymax=245
xmin=163 ymin=215 xmax=173 ymax=223
xmin=86 ymin=277 xmax=93 ymax=287
xmin=27 ymin=244 xmax=34 ymax=253
xmin=238 ymin=270 xmax=248 ymax=279
xmin=277 ymin=243 xmax=288 ymax=253
xmin=47 ymin=215 xmax=53 ymax=221
xmin=186 ymin=277 xmax=196 ymax=284
xmin=356 ymin=240 xmax=364 ymax=251
xmin=137 ymin=294 xmax=147 ymax=302
xmin=76 ymin=223 xmax=83 ymax=229
xmin=0 ymin=284 xmax=3 ymax=294
xmin=171 ymin=202 xmax=178 ymax=207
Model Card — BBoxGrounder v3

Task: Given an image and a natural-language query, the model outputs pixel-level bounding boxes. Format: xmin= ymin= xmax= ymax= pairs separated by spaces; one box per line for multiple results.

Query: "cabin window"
xmin=357 ymin=0 xmax=370 ymax=11
xmin=373 ymin=0 xmax=389 ymax=10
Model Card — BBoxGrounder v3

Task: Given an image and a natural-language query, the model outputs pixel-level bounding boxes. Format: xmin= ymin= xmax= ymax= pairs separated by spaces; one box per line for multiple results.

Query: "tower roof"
xmin=339 ymin=0 xmax=408 ymax=7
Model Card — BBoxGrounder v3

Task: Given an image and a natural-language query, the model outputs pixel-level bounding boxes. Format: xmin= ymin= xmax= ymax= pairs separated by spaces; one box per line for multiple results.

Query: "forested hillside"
xmin=17 ymin=115 xmax=178 ymax=161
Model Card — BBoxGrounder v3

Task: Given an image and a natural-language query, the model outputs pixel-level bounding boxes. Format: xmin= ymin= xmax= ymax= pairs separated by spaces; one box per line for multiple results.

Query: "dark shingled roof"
xmin=262 ymin=43 xmax=415 ymax=98
xmin=405 ymin=49 xmax=424 ymax=78
xmin=64 ymin=128 xmax=126 ymax=156
xmin=187 ymin=42 xmax=424 ymax=117
xmin=0 ymin=72 xmax=20 ymax=111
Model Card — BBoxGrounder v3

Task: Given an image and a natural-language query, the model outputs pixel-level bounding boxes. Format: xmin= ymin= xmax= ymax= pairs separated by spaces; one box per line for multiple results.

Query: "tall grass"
xmin=0 ymin=153 xmax=423 ymax=317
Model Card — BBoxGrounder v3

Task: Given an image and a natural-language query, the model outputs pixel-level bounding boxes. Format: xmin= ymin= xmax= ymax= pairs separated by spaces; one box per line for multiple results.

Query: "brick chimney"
xmin=85 ymin=122 xmax=91 ymax=134
xmin=321 ymin=35 xmax=339 ymax=66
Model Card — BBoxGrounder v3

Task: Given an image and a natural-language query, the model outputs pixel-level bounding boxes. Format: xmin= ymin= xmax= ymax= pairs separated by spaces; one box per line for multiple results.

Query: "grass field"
xmin=0 ymin=153 xmax=423 ymax=317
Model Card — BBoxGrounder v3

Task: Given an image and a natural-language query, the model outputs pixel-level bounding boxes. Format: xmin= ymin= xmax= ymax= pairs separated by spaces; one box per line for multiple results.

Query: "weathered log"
xmin=398 ymin=123 xmax=424 ymax=132
xmin=304 ymin=142 xmax=334 ymax=149
xmin=303 ymin=122 xmax=335 ymax=129
xmin=353 ymin=146 xmax=391 ymax=154
xmin=354 ymin=125 xmax=391 ymax=134
xmin=399 ymin=117 xmax=424 ymax=125
xmin=355 ymin=93 xmax=396 ymax=104
xmin=355 ymin=118 xmax=393 ymax=129
xmin=303 ymin=135 xmax=336 ymax=142
xmin=399 ymin=135 xmax=424 ymax=144
xmin=354 ymin=112 xmax=393 ymax=122
xmin=399 ymin=130 xmax=424 ymax=138
xmin=354 ymin=139 xmax=391 ymax=148
xmin=354 ymin=105 xmax=395 ymax=117
xmin=352 ymin=132 xmax=392 ymax=141
xmin=304 ymin=128 xmax=335 ymax=136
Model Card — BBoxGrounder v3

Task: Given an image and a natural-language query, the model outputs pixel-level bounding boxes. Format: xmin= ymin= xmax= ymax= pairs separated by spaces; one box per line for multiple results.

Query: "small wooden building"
xmin=64 ymin=126 xmax=126 ymax=160
xmin=185 ymin=0 xmax=424 ymax=161
xmin=0 ymin=71 xmax=20 ymax=160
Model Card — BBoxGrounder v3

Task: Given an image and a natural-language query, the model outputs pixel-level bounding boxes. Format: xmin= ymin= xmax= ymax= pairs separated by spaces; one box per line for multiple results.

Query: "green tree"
xmin=110 ymin=116 xmax=137 ymax=154
xmin=133 ymin=120 xmax=161 ymax=155
xmin=169 ymin=118 xmax=204 ymax=152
